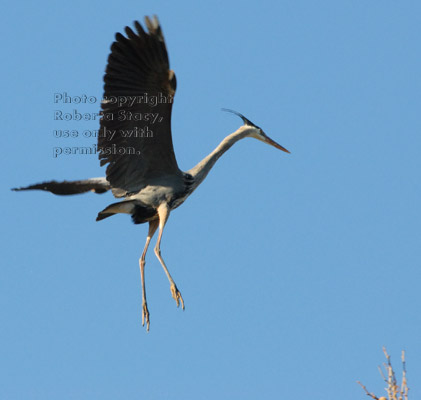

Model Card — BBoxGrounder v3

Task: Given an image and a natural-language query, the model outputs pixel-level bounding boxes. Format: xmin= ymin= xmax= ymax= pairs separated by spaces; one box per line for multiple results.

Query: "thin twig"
xmin=357 ymin=381 xmax=379 ymax=399
xmin=359 ymin=349 xmax=410 ymax=400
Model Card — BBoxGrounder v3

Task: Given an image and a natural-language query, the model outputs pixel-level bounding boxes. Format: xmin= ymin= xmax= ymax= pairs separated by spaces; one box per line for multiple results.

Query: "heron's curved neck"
xmin=187 ymin=126 xmax=249 ymax=189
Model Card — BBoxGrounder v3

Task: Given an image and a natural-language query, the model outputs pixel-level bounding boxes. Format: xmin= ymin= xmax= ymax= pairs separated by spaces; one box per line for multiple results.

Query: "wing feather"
xmin=12 ymin=178 xmax=110 ymax=195
xmin=98 ymin=16 xmax=180 ymax=197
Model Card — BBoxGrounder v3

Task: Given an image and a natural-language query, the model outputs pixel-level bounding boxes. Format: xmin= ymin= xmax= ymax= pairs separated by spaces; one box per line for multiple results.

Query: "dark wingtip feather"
xmin=115 ymin=32 xmax=126 ymax=42
xmin=124 ymin=26 xmax=136 ymax=38
xmin=11 ymin=184 xmax=47 ymax=192
xmin=134 ymin=20 xmax=146 ymax=36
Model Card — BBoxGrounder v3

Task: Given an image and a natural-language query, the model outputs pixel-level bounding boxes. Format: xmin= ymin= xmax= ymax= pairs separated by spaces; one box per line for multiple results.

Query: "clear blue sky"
xmin=1 ymin=1 xmax=420 ymax=399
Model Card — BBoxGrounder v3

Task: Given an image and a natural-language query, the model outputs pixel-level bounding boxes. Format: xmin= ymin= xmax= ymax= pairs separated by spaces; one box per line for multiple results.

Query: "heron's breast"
xmin=129 ymin=173 xmax=194 ymax=211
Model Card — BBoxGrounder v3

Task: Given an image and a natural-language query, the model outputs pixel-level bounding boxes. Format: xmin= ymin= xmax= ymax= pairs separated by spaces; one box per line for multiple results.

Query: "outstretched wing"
xmin=12 ymin=178 xmax=111 ymax=195
xmin=98 ymin=16 xmax=180 ymax=197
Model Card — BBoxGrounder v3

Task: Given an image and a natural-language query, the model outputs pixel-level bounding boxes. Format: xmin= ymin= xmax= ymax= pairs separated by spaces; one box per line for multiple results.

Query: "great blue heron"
xmin=13 ymin=16 xmax=290 ymax=330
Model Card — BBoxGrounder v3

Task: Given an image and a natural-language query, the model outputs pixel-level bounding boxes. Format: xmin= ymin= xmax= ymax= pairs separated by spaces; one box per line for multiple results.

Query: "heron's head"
xmin=222 ymin=109 xmax=290 ymax=154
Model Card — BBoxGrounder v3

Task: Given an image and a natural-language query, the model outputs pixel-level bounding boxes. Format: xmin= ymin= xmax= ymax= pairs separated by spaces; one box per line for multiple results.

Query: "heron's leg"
xmin=139 ymin=219 xmax=159 ymax=331
xmin=154 ymin=203 xmax=185 ymax=309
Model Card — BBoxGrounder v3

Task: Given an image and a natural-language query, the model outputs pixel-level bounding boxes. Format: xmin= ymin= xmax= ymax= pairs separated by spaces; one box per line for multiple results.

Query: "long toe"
xmin=142 ymin=303 xmax=150 ymax=331
xmin=170 ymin=284 xmax=185 ymax=310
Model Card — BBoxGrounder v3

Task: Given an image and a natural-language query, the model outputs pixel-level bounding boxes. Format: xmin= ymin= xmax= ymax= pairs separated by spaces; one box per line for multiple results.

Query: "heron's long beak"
xmin=263 ymin=134 xmax=290 ymax=154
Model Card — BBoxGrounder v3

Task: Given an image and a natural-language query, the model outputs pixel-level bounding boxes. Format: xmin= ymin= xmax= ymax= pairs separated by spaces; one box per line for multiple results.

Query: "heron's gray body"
xmin=13 ymin=16 xmax=290 ymax=330
xmin=99 ymin=172 xmax=195 ymax=223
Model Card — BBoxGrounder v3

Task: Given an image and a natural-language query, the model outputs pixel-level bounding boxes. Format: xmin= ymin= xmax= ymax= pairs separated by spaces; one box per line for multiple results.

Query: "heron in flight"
xmin=14 ymin=16 xmax=290 ymax=330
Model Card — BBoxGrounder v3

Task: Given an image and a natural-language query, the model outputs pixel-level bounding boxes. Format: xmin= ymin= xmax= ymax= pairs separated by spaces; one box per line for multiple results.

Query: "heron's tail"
xmin=12 ymin=177 xmax=111 ymax=195
xmin=96 ymin=200 xmax=157 ymax=224
xmin=96 ymin=200 xmax=137 ymax=222
xmin=96 ymin=212 xmax=115 ymax=221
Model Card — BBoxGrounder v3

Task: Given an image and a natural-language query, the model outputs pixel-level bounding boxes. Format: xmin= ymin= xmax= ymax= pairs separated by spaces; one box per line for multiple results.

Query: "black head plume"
xmin=221 ymin=108 xmax=260 ymax=129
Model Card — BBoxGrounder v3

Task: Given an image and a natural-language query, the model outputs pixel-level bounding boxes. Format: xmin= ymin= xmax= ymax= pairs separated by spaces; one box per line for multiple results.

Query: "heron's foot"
xmin=142 ymin=302 xmax=150 ymax=331
xmin=170 ymin=284 xmax=185 ymax=310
